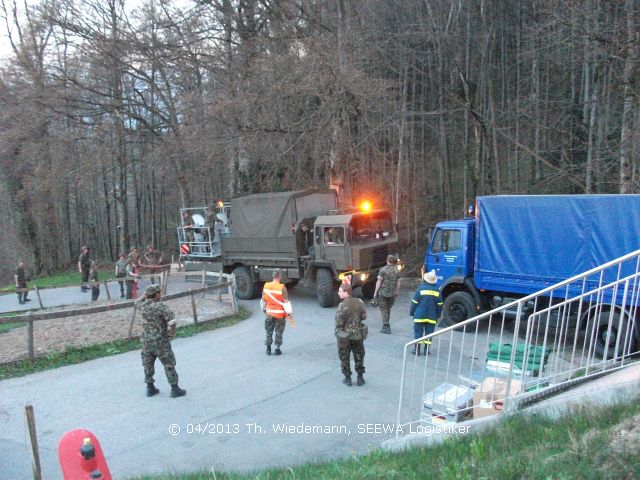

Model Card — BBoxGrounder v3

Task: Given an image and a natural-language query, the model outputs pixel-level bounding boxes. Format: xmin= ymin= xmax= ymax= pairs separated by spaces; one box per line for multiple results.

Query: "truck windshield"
xmin=350 ymin=212 xmax=394 ymax=243
xmin=431 ymin=228 xmax=461 ymax=253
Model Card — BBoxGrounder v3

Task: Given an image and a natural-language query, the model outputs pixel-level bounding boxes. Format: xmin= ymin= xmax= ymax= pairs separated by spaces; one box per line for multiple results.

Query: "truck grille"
xmin=372 ymin=246 xmax=388 ymax=266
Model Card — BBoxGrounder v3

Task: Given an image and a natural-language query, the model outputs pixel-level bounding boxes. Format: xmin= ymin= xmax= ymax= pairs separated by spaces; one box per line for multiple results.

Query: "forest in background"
xmin=0 ymin=0 xmax=638 ymax=283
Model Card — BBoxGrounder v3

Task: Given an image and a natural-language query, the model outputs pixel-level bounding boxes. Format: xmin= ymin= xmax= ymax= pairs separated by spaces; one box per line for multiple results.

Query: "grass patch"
xmin=0 ymin=267 xmax=117 ymax=293
xmin=0 ymin=321 xmax=24 ymax=334
xmin=129 ymin=396 xmax=640 ymax=480
xmin=0 ymin=307 xmax=250 ymax=380
xmin=0 ymin=313 xmax=22 ymax=333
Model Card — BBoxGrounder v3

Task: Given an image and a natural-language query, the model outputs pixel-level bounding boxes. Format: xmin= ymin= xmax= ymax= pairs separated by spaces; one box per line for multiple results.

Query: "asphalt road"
xmin=0 ymin=283 xmax=428 ymax=479
xmin=0 ymin=276 xmax=183 ymax=314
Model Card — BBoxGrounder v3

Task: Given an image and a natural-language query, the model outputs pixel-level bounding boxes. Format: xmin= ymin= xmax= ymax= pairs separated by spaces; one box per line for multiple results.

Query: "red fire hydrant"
xmin=58 ymin=429 xmax=112 ymax=480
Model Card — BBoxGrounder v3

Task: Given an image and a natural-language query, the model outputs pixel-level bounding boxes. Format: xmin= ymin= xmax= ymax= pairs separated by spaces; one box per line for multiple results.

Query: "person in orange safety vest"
xmin=262 ymin=269 xmax=290 ymax=356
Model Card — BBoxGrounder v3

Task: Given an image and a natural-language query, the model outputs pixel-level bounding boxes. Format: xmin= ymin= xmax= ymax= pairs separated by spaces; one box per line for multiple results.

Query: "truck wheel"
xmin=361 ymin=281 xmax=376 ymax=299
xmin=316 ymin=268 xmax=338 ymax=308
xmin=233 ymin=266 xmax=259 ymax=300
xmin=593 ymin=308 xmax=635 ymax=359
xmin=441 ymin=291 xmax=476 ymax=327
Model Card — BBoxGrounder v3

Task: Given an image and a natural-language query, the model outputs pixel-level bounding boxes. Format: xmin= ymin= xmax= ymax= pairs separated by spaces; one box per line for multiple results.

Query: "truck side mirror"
xmin=426 ymin=227 xmax=434 ymax=245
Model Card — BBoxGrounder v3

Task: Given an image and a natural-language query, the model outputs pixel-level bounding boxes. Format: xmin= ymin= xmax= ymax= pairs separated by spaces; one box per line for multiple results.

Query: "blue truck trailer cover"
xmin=474 ymin=195 xmax=640 ymax=296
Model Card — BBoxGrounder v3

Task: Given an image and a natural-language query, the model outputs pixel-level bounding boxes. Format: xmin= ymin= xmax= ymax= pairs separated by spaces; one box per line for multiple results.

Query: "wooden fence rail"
xmin=2 ymin=263 xmax=172 ymax=297
xmin=1 ymin=270 xmax=234 ymax=316
xmin=0 ymin=270 xmax=238 ymax=362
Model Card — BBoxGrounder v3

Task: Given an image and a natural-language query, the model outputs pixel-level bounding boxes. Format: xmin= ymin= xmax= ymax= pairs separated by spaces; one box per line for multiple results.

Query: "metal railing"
xmin=396 ymin=249 xmax=640 ymax=434
xmin=177 ymin=226 xmax=222 ymax=258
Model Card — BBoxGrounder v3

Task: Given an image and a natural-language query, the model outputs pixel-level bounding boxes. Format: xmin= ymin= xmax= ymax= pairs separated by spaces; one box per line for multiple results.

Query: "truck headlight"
xmin=360 ymin=273 xmax=368 ymax=282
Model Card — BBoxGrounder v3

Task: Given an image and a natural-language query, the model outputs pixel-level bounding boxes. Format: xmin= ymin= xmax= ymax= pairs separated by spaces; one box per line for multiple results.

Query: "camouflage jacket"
xmin=377 ymin=265 xmax=399 ymax=298
xmin=15 ymin=266 xmax=27 ymax=284
xmin=144 ymin=250 xmax=163 ymax=265
xmin=78 ymin=252 xmax=91 ymax=269
xmin=335 ymin=297 xmax=367 ymax=341
xmin=89 ymin=270 xmax=99 ymax=283
xmin=139 ymin=298 xmax=175 ymax=343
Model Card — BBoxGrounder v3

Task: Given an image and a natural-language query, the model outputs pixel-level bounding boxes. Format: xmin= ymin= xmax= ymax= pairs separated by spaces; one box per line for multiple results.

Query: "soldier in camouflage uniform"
xmin=335 ymin=284 xmax=368 ymax=386
xmin=143 ymin=245 xmax=163 ymax=284
xmin=373 ymin=254 xmax=400 ymax=334
xmin=77 ymin=246 xmax=92 ymax=292
xmin=138 ymin=284 xmax=186 ymax=398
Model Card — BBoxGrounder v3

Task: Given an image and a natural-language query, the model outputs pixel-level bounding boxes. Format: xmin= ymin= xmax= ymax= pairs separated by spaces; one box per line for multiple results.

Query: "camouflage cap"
xmin=272 ymin=268 xmax=283 ymax=279
xmin=387 ymin=254 xmax=397 ymax=264
xmin=145 ymin=284 xmax=161 ymax=296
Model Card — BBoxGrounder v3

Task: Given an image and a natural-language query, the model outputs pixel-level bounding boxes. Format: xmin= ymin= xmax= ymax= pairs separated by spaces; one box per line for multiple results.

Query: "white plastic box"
xmin=422 ymin=382 xmax=473 ymax=423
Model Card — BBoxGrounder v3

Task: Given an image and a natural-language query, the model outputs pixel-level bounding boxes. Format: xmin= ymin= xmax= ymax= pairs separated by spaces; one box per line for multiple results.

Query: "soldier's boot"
xmin=380 ymin=325 xmax=391 ymax=334
xmin=146 ymin=383 xmax=160 ymax=397
xmin=274 ymin=347 xmax=282 ymax=356
xmin=424 ymin=345 xmax=430 ymax=356
xmin=356 ymin=374 xmax=365 ymax=386
xmin=342 ymin=375 xmax=352 ymax=386
xmin=170 ymin=385 xmax=187 ymax=398
xmin=266 ymin=345 xmax=272 ymax=356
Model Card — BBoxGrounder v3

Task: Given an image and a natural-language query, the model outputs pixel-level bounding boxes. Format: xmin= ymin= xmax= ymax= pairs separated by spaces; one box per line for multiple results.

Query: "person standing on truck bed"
xmin=204 ymin=206 xmax=216 ymax=243
xmin=182 ymin=211 xmax=195 ymax=242
xmin=409 ymin=270 xmax=442 ymax=355
xmin=262 ymin=269 xmax=290 ymax=356
xmin=373 ymin=255 xmax=400 ymax=334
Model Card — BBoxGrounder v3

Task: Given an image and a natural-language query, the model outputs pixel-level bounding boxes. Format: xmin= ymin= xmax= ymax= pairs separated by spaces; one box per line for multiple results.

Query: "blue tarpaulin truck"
xmin=424 ymin=195 xmax=640 ymax=355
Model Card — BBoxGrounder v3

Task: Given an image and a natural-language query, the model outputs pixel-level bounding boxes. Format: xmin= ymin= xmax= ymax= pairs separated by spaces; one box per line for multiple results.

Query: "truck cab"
xmin=425 ymin=219 xmax=475 ymax=289
xmin=424 ymin=218 xmax=482 ymax=325
xmin=314 ymin=209 xmax=399 ymax=301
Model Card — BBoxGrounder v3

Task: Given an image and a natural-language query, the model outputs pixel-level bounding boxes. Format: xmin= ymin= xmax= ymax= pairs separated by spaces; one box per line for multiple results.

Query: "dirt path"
xmin=0 ymin=295 xmax=235 ymax=363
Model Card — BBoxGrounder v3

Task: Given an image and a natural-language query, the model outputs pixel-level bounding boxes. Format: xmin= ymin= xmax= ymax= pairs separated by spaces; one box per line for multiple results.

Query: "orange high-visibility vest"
xmin=263 ymin=281 xmax=287 ymax=318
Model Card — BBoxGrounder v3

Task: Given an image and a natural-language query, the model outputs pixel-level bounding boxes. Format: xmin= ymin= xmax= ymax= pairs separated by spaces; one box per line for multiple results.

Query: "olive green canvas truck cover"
xmin=222 ymin=190 xmax=337 ymax=257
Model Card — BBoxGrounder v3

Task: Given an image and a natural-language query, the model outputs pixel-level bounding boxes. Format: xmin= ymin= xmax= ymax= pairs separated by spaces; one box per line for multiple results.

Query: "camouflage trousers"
xmin=141 ymin=339 xmax=179 ymax=386
xmin=337 ymin=338 xmax=365 ymax=376
xmin=81 ymin=268 xmax=90 ymax=289
xmin=265 ymin=316 xmax=286 ymax=347
xmin=378 ymin=295 xmax=396 ymax=327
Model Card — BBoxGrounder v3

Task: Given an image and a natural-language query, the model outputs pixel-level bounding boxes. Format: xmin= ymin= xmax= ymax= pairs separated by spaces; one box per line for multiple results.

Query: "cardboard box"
xmin=459 ymin=368 xmax=550 ymax=392
xmin=472 ymin=377 xmax=522 ymax=419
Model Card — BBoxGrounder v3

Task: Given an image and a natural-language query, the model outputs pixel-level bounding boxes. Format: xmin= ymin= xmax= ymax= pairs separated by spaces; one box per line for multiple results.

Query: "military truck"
xmin=177 ymin=190 xmax=400 ymax=307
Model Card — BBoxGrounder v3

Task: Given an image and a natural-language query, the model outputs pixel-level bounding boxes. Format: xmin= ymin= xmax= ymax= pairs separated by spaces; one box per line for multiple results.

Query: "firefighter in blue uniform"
xmin=409 ymin=270 xmax=442 ymax=355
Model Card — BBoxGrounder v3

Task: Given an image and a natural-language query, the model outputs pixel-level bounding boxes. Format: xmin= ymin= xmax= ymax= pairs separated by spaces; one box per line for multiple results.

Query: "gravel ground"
xmin=0 ymin=294 xmax=235 ymax=363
